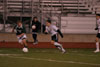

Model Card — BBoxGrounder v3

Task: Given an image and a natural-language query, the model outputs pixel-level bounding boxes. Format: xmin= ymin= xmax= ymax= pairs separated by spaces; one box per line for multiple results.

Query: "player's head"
xmin=33 ymin=17 xmax=38 ymax=22
xmin=46 ymin=20 xmax=51 ymax=26
xmin=17 ymin=21 xmax=22 ymax=27
xmin=96 ymin=14 xmax=100 ymax=20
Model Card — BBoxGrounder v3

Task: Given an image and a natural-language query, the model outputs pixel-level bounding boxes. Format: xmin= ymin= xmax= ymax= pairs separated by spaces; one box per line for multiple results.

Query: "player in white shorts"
xmin=12 ymin=21 xmax=28 ymax=51
xmin=94 ymin=14 xmax=100 ymax=53
xmin=45 ymin=20 xmax=66 ymax=53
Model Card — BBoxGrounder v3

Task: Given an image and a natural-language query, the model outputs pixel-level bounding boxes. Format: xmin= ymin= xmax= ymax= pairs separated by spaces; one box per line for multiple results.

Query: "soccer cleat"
xmin=62 ymin=50 xmax=66 ymax=54
xmin=33 ymin=41 xmax=38 ymax=45
xmin=94 ymin=50 xmax=100 ymax=53
xmin=33 ymin=42 xmax=38 ymax=45
xmin=61 ymin=48 xmax=66 ymax=54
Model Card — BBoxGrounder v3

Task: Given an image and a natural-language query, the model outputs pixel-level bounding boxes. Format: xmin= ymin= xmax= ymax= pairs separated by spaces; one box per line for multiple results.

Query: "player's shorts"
xmin=17 ymin=34 xmax=27 ymax=43
xmin=96 ymin=33 xmax=100 ymax=38
xmin=51 ymin=34 xmax=58 ymax=42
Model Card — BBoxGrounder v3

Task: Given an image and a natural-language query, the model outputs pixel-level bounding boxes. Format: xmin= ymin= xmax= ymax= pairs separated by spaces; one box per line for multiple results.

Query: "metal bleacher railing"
xmin=0 ymin=0 xmax=100 ymax=33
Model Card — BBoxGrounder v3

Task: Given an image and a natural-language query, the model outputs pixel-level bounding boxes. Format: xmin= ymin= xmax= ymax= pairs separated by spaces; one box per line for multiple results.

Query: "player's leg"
xmin=94 ymin=37 xmax=100 ymax=53
xmin=51 ymin=40 xmax=62 ymax=50
xmin=32 ymin=33 xmax=38 ymax=45
xmin=22 ymin=38 xmax=28 ymax=48
xmin=17 ymin=36 xmax=23 ymax=45
xmin=21 ymin=35 xmax=28 ymax=48
xmin=18 ymin=35 xmax=28 ymax=52
xmin=17 ymin=36 xmax=28 ymax=52
xmin=51 ymin=35 xmax=66 ymax=53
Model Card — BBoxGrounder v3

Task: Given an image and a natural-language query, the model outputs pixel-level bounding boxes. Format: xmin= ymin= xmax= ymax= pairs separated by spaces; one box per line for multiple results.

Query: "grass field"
xmin=0 ymin=48 xmax=100 ymax=67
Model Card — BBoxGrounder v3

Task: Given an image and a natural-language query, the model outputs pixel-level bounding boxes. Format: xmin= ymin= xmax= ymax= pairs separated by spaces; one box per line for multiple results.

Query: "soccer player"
xmin=45 ymin=20 xmax=66 ymax=53
xmin=94 ymin=14 xmax=100 ymax=53
xmin=32 ymin=17 xmax=41 ymax=45
xmin=12 ymin=21 xmax=28 ymax=51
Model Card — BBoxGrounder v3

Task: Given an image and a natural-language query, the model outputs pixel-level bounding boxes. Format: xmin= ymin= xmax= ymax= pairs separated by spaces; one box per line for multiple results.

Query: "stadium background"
xmin=0 ymin=0 xmax=100 ymax=48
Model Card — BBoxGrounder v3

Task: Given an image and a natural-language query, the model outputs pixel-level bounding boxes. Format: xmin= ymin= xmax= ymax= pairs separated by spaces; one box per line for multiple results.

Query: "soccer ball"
xmin=22 ymin=48 xmax=28 ymax=53
xmin=32 ymin=25 xmax=36 ymax=29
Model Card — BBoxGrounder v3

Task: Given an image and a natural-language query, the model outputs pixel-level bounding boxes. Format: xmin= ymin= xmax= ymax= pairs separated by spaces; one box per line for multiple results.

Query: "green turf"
xmin=0 ymin=48 xmax=100 ymax=67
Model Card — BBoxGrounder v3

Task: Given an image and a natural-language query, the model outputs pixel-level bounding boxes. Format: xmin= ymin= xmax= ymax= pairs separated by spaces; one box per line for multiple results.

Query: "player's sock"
xmin=96 ymin=42 xmax=100 ymax=51
xmin=54 ymin=42 xmax=66 ymax=52
xmin=54 ymin=42 xmax=61 ymax=50
xmin=24 ymin=44 xmax=28 ymax=48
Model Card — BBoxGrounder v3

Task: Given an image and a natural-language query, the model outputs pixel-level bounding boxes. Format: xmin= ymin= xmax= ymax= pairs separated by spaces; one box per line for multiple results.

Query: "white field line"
xmin=0 ymin=50 xmax=98 ymax=57
xmin=5 ymin=56 xmax=100 ymax=66
xmin=70 ymin=50 xmax=100 ymax=56
xmin=0 ymin=54 xmax=22 ymax=56
xmin=66 ymin=53 xmax=98 ymax=57
xmin=70 ymin=51 xmax=98 ymax=57
xmin=34 ymin=50 xmax=98 ymax=57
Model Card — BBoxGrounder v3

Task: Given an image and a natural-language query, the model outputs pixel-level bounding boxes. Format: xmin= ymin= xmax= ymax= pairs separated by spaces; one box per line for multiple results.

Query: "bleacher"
xmin=7 ymin=0 xmax=33 ymax=17
xmin=93 ymin=0 xmax=100 ymax=14
xmin=0 ymin=0 xmax=3 ymax=13
xmin=0 ymin=0 xmax=100 ymax=17
xmin=41 ymin=0 xmax=92 ymax=15
xmin=0 ymin=0 xmax=40 ymax=17
xmin=0 ymin=0 xmax=100 ymax=34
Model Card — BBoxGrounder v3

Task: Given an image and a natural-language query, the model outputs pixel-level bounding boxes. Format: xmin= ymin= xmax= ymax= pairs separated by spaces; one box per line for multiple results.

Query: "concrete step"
xmin=41 ymin=1 xmax=83 ymax=4
xmin=7 ymin=13 xmax=32 ymax=17
xmin=42 ymin=11 xmax=61 ymax=14
xmin=79 ymin=10 xmax=92 ymax=14
xmin=41 ymin=3 xmax=85 ymax=7
xmin=63 ymin=7 xmax=89 ymax=10
xmin=7 ymin=6 xmax=31 ymax=9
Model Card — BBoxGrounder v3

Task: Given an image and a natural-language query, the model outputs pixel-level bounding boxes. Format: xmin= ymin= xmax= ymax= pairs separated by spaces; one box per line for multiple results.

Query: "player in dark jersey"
xmin=45 ymin=20 xmax=66 ymax=54
xmin=94 ymin=14 xmax=100 ymax=53
xmin=12 ymin=21 xmax=28 ymax=52
xmin=32 ymin=17 xmax=41 ymax=45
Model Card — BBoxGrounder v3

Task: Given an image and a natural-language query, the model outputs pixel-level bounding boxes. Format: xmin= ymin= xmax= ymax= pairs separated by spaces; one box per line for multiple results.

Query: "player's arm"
xmin=18 ymin=33 xmax=25 ymax=37
xmin=95 ymin=27 xmax=98 ymax=30
xmin=31 ymin=21 xmax=34 ymax=26
xmin=53 ymin=25 xmax=63 ymax=38
xmin=44 ymin=26 xmax=48 ymax=34
xmin=17 ymin=33 xmax=25 ymax=39
xmin=12 ymin=25 xmax=16 ymax=33
xmin=44 ymin=30 xmax=48 ymax=34
xmin=95 ymin=21 xmax=100 ymax=30
xmin=95 ymin=24 xmax=98 ymax=30
xmin=37 ymin=22 xmax=41 ymax=31
xmin=95 ymin=24 xmax=100 ymax=30
xmin=12 ymin=28 xmax=14 ymax=33
xmin=57 ymin=29 xmax=63 ymax=38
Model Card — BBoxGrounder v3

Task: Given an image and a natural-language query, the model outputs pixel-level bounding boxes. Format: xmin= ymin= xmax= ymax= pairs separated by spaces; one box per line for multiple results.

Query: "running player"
xmin=45 ymin=20 xmax=66 ymax=53
xmin=32 ymin=17 xmax=41 ymax=45
xmin=94 ymin=14 xmax=100 ymax=53
xmin=12 ymin=21 xmax=28 ymax=51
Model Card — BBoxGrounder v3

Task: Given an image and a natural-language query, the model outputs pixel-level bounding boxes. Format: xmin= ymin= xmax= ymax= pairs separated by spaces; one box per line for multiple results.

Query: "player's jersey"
xmin=14 ymin=25 xmax=26 ymax=35
xmin=46 ymin=25 xmax=58 ymax=36
xmin=97 ymin=19 xmax=100 ymax=33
